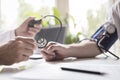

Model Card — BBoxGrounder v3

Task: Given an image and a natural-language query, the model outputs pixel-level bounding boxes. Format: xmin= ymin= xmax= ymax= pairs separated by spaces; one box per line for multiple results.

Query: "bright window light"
xmin=0 ymin=0 xmax=55 ymax=30
xmin=69 ymin=0 xmax=108 ymax=36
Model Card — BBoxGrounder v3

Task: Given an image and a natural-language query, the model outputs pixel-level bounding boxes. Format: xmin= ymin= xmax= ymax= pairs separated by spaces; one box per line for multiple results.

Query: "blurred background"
xmin=0 ymin=0 xmax=120 ymax=56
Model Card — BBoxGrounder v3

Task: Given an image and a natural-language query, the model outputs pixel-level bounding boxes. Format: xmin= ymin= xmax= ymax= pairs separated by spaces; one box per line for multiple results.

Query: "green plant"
xmin=65 ymin=32 xmax=81 ymax=44
xmin=53 ymin=7 xmax=81 ymax=44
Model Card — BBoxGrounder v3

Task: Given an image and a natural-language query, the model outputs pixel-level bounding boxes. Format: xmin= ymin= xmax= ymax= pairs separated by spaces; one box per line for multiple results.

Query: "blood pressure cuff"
xmin=91 ymin=25 xmax=118 ymax=51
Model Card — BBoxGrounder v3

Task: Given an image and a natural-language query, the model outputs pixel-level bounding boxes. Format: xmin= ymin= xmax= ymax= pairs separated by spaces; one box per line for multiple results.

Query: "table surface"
xmin=0 ymin=57 xmax=120 ymax=80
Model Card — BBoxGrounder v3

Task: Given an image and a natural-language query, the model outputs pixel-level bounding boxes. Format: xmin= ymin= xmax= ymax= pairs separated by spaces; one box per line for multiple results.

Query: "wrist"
xmin=64 ymin=44 xmax=78 ymax=57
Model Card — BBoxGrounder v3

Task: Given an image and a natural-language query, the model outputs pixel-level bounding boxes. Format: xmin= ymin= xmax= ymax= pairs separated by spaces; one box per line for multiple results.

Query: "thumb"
xmin=20 ymin=17 xmax=35 ymax=28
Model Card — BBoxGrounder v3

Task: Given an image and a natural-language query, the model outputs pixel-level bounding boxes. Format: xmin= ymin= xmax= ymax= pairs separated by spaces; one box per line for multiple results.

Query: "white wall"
xmin=55 ymin=0 xmax=69 ymax=18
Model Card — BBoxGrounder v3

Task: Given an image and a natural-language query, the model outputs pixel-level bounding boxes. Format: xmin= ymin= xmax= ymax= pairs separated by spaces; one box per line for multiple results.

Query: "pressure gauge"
xmin=104 ymin=22 xmax=116 ymax=34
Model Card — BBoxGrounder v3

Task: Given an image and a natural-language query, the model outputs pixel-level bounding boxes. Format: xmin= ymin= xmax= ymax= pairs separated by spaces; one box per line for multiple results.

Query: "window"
xmin=0 ymin=0 xmax=55 ymax=30
xmin=69 ymin=0 xmax=108 ymax=38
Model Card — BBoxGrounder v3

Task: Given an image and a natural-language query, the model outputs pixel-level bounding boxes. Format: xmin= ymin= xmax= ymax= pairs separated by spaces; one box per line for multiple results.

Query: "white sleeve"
xmin=0 ymin=30 xmax=16 ymax=45
xmin=107 ymin=1 xmax=120 ymax=39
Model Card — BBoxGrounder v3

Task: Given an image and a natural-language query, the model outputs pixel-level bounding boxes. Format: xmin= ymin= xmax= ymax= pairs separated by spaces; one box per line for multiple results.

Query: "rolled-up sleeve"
xmin=0 ymin=30 xmax=16 ymax=45
xmin=107 ymin=1 xmax=120 ymax=39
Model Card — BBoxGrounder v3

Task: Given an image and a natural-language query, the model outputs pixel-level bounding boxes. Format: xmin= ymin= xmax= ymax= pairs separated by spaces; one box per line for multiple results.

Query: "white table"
xmin=0 ymin=57 xmax=120 ymax=80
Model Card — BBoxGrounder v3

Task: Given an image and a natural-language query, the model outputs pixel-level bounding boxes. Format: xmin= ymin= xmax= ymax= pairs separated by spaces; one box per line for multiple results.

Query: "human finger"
xmin=16 ymin=55 xmax=29 ymax=63
xmin=47 ymin=45 xmax=66 ymax=60
xmin=34 ymin=24 xmax=42 ymax=30
xmin=44 ymin=41 xmax=57 ymax=50
xmin=41 ymin=49 xmax=56 ymax=61
xmin=21 ymin=49 xmax=34 ymax=56
xmin=22 ymin=55 xmax=29 ymax=61
xmin=47 ymin=44 xmax=60 ymax=52
xmin=19 ymin=17 xmax=35 ymax=28
xmin=16 ymin=37 xmax=37 ymax=49
xmin=24 ymin=17 xmax=35 ymax=25
xmin=16 ymin=37 xmax=35 ymax=43
xmin=28 ymin=27 xmax=40 ymax=34
xmin=41 ymin=48 xmax=55 ymax=56
xmin=20 ymin=41 xmax=36 ymax=50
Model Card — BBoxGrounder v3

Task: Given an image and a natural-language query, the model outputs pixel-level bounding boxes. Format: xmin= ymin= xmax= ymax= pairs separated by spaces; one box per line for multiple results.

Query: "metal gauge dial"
xmin=104 ymin=23 xmax=116 ymax=34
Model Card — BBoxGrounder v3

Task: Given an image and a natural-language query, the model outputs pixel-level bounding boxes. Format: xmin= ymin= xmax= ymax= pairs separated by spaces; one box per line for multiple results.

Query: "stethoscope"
xmin=28 ymin=15 xmax=62 ymax=48
xmin=28 ymin=15 xmax=63 ymax=60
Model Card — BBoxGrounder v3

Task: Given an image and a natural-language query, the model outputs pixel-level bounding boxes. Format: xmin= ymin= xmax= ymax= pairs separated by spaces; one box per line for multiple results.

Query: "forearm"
xmin=0 ymin=41 xmax=10 ymax=55
xmin=66 ymin=40 xmax=101 ymax=58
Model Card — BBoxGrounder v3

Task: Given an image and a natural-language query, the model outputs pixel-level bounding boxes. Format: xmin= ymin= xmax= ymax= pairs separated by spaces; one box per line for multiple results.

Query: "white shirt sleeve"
xmin=107 ymin=1 xmax=120 ymax=39
xmin=0 ymin=30 xmax=16 ymax=45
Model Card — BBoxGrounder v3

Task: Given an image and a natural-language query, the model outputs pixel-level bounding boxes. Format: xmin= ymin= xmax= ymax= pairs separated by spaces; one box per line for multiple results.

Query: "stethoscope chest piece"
xmin=37 ymin=38 xmax=47 ymax=48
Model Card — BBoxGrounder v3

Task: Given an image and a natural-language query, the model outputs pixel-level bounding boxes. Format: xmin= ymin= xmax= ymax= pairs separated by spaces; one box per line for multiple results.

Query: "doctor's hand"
xmin=15 ymin=17 xmax=42 ymax=37
xmin=40 ymin=42 xmax=70 ymax=61
xmin=0 ymin=37 xmax=37 ymax=65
